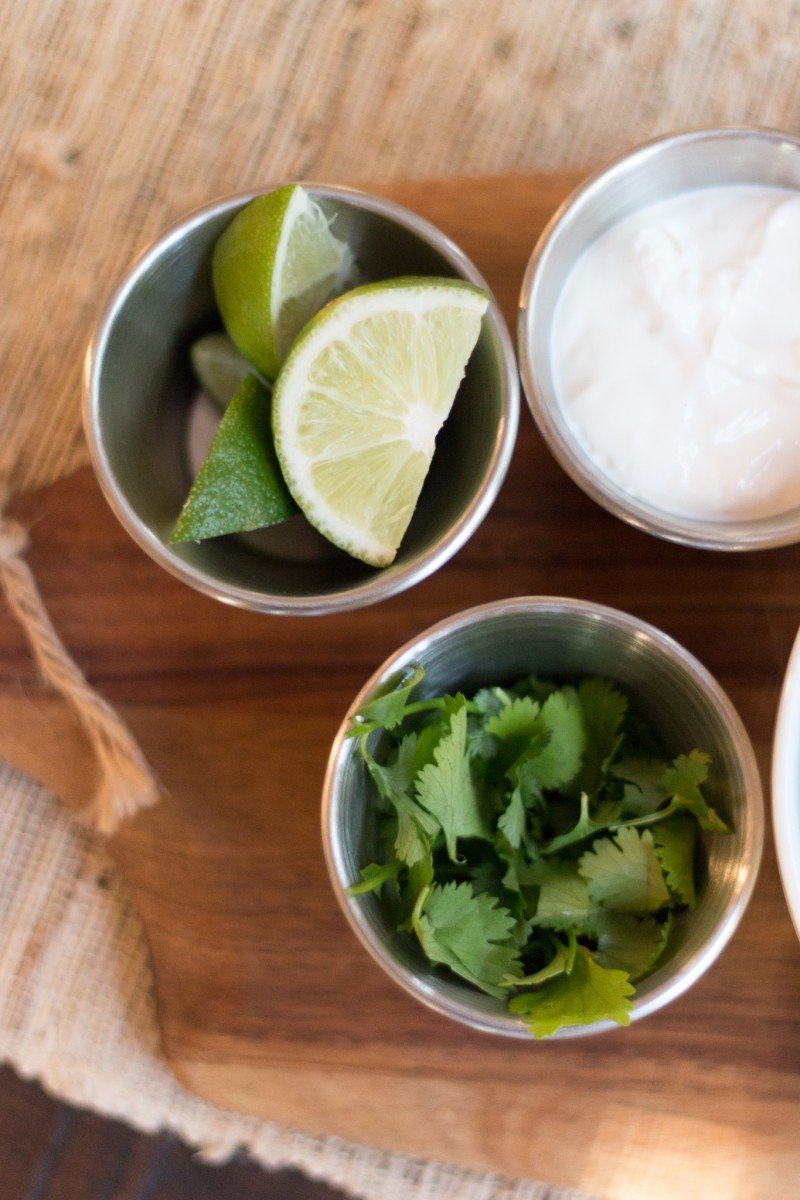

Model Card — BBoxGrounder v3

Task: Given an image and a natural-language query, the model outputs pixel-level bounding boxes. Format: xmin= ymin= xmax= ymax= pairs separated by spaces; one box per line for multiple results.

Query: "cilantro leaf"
xmin=500 ymin=848 xmax=545 ymax=896
xmin=528 ymin=689 xmax=585 ymax=789
xmin=661 ymin=751 xmax=730 ymax=833
xmin=392 ymin=794 xmax=439 ymax=867
xmin=542 ymin=792 xmax=621 ymax=855
xmin=509 ymin=912 xmax=534 ymax=950
xmin=484 ymin=696 xmax=550 ymax=775
xmin=410 ymin=721 xmax=447 ymax=774
xmin=347 ymin=861 xmax=401 ymax=896
xmin=533 ymin=865 xmax=594 ymax=930
xmin=611 ymin=757 xmax=670 ymax=816
xmin=360 ymin=736 xmax=439 ymax=867
xmin=472 ymin=686 xmax=510 ymax=719
xmin=594 ymin=912 xmax=667 ymax=980
xmin=578 ymin=826 xmax=671 ymax=913
xmin=349 ymin=662 xmax=425 ymax=733
xmin=484 ymin=695 xmax=541 ymax=740
xmin=652 ymin=814 xmax=697 ymax=908
xmin=377 ymin=723 xmax=446 ymax=785
xmin=509 ymin=946 xmax=633 ymax=1037
xmin=497 ymin=785 xmax=527 ymax=849
xmin=657 ymin=910 xmax=674 ymax=959
xmin=415 ymin=704 xmax=490 ymax=860
xmin=470 ymin=860 xmax=534 ymax=942
xmin=501 ymin=939 xmax=570 ymax=988
xmin=466 ymin=719 xmax=496 ymax=761
xmin=469 ymin=858 xmax=506 ymax=896
xmin=413 ymin=882 xmax=522 ymax=996
xmin=574 ymin=677 xmax=628 ymax=794
xmin=509 ymin=676 xmax=561 ymax=705
xmin=398 ymin=852 xmax=434 ymax=925
xmin=506 ymin=761 xmax=547 ymax=842
xmin=365 ymin=732 xmax=420 ymax=796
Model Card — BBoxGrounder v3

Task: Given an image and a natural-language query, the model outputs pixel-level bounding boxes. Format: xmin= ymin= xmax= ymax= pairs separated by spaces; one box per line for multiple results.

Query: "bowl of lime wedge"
xmin=84 ymin=184 xmax=518 ymax=615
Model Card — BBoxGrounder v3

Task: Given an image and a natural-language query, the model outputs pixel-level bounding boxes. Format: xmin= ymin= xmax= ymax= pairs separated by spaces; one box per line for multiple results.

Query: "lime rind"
xmin=171 ymin=374 xmax=297 ymax=543
xmin=212 ymin=187 xmax=293 ymax=379
xmin=212 ymin=186 xmax=349 ymax=379
xmin=271 ymin=277 xmax=488 ymax=567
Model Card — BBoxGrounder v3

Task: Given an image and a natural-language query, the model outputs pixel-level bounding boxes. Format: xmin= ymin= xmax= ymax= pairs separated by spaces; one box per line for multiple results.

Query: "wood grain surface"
xmin=0 ymin=1065 xmax=347 ymax=1200
xmin=4 ymin=175 xmax=800 ymax=1200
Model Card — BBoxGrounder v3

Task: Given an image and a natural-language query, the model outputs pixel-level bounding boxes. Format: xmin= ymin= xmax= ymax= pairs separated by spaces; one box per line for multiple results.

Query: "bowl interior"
xmin=326 ymin=599 xmax=762 ymax=1037
xmin=520 ymin=128 xmax=800 ymax=549
xmin=90 ymin=188 xmax=510 ymax=606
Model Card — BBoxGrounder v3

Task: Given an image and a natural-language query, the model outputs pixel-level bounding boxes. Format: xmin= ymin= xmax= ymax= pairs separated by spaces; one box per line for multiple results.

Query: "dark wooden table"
xmin=0 ymin=1066 xmax=348 ymax=1199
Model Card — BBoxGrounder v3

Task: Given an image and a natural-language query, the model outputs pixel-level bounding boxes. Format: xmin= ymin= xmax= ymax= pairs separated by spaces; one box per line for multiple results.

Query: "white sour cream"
xmin=551 ymin=184 xmax=800 ymax=521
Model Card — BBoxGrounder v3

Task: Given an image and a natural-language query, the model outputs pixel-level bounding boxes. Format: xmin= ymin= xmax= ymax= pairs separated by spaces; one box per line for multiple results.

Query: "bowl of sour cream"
xmin=519 ymin=127 xmax=800 ymax=550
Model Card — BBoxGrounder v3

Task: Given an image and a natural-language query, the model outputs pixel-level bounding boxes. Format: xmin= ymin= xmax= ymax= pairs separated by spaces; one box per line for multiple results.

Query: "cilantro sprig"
xmin=347 ymin=665 xmax=731 ymax=1038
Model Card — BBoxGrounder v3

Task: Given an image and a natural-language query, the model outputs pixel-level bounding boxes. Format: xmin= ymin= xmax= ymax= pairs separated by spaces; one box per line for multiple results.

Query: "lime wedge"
xmin=171 ymin=374 xmax=297 ymax=543
xmin=212 ymin=185 xmax=351 ymax=380
xmin=189 ymin=332 xmax=262 ymax=411
xmin=271 ymin=277 xmax=488 ymax=567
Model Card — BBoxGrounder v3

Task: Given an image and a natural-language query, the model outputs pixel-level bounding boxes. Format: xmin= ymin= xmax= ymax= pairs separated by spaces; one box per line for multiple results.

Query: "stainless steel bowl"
xmin=84 ymin=185 xmax=518 ymax=615
xmin=323 ymin=596 xmax=763 ymax=1038
xmin=518 ymin=127 xmax=800 ymax=550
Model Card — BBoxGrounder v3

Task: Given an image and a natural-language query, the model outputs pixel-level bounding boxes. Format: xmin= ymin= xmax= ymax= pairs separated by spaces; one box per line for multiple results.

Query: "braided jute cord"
xmin=0 ymin=497 xmax=159 ymax=833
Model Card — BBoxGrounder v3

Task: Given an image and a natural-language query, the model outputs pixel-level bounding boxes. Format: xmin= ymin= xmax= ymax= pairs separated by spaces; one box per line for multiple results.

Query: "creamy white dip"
xmin=551 ymin=184 xmax=800 ymax=521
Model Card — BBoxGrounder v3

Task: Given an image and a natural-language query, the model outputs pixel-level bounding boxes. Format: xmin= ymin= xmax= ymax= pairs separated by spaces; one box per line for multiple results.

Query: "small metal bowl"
xmin=84 ymin=186 xmax=518 ymax=615
xmin=518 ymin=127 xmax=800 ymax=550
xmin=323 ymin=596 xmax=763 ymax=1038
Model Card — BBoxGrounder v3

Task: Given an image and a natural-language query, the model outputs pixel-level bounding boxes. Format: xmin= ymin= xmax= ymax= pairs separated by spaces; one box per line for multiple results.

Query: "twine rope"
xmin=0 ymin=499 xmax=159 ymax=833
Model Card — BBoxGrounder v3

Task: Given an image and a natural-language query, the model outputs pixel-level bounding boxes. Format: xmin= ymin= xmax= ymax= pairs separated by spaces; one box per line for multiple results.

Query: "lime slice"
xmin=171 ymin=374 xmax=297 ymax=543
xmin=212 ymin=185 xmax=351 ymax=380
xmin=189 ymin=332 xmax=263 ymax=411
xmin=271 ymin=277 xmax=488 ymax=567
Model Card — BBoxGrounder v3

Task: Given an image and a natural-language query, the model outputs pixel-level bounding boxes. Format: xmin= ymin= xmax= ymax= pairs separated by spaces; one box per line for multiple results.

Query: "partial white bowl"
xmin=772 ymin=626 xmax=800 ymax=941
xmin=518 ymin=126 xmax=800 ymax=551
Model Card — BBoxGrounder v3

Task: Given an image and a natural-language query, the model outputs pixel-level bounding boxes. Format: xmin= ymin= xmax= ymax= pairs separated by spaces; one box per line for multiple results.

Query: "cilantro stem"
xmin=410 ymin=883 xmax=432 ymax=943
xmin=358 ymin=733 xmax=383 ymax=780
xmin=400 ymin=698 xmax=480 ymax=717
xmin=500 ymin=940 xmax=570 ymax=989
xmin=565 ymin=929 xmax=578 ymax=974
xmin=540 ymin=796 xmax=684 ymax=856
xmin=610 ymin=802 xmax=680 ymax=831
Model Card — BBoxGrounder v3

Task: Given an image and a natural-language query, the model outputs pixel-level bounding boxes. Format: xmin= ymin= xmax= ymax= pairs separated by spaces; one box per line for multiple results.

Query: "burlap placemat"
xmin=2 ymin=1 xmax=799 ymax=1195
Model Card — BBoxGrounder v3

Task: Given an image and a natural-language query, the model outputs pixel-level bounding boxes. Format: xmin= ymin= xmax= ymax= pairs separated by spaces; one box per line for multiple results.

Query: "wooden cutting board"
xmin=5 ymin=175 xmax=800 ymax=1200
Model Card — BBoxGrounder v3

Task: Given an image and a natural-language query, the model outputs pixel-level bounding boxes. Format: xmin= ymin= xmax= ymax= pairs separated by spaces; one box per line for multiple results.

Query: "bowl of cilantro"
xmin=322 ymin=596 xmax=763 ymax=1038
